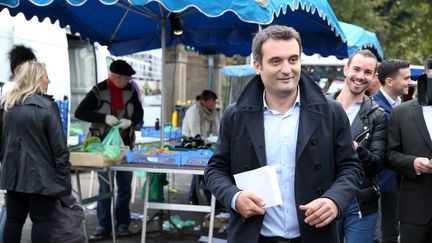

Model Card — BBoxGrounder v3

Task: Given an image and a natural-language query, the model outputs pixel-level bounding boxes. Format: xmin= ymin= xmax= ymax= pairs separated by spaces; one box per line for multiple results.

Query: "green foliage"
xmin=329 ymin=0 xmax=432 ymax=65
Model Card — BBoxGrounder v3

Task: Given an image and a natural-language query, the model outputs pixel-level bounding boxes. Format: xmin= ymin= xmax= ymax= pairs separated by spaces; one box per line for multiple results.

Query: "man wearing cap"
xmin=75 ymin=59 xmax=143 ymax=238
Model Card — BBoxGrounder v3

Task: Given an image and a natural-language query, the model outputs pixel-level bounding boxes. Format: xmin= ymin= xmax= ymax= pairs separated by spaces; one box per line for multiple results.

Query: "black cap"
xmin=109 ymin=60 xmax=135 ymax=76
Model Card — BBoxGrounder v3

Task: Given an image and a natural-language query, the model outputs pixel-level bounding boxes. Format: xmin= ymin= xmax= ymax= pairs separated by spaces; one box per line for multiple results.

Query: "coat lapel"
xmin=296 ymin=103 xmax=324 ymax=161
xmin=244 ymin=111 xmax=267 ymax=166
xmin=411 ymin=100 xmax=432 ymax=150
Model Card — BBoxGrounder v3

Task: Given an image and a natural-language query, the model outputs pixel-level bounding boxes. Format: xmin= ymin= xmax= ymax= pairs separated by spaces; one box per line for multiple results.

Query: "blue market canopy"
xmin=339 ymin=21 xmax=384 ymax=61
xmin=223 ymin=65 xmax=256 ymax=77
xmin=0 ymin=0 xmax=348 ymax=57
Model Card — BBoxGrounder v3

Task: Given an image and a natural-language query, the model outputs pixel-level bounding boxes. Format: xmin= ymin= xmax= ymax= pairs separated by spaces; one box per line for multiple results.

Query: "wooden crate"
xmin=70 ymin=147 xmax=128 ymax=167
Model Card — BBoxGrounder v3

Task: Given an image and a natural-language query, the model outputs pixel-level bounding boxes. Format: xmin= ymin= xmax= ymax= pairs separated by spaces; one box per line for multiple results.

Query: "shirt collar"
xmin=263 ymin=87 xmax=301 ymax=113
xmin=380 ymin=87 xmax=401 ymax=106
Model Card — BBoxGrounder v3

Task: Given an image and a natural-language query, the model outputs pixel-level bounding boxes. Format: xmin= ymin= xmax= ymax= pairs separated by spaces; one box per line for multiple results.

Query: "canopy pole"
xmin=160 ymin=17 xmax=166 ymax=147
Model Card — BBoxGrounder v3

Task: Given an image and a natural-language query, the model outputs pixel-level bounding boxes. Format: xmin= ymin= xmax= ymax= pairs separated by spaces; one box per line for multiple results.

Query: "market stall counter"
xmin=72 ymin=166 xmax=116 ymax=243
xmin=110 ymin=163 xmax=216 ymax=243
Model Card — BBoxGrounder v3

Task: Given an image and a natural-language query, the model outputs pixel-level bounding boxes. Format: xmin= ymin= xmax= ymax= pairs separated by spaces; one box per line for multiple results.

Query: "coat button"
xmin=316 ymin=187 xmax=324 ymax=196
xmin=310 ymin=137 xmax=318 ymax=145
xmin=314 ymin=162 xmax=322 ymax=170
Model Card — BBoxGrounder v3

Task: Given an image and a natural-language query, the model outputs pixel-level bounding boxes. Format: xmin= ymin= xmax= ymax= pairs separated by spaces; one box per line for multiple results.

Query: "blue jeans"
xmin=338 ymin=202 xmax=378 ymax=243
xmin=96 ymin=171 xmax=132 ymax=230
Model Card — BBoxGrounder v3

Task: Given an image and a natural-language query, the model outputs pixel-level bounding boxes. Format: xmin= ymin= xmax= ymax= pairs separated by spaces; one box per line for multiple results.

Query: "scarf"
xmin=107 ymin=79 xmax=124 ymax=116
xmin=198 ymin=101 xmax=218 ymax=137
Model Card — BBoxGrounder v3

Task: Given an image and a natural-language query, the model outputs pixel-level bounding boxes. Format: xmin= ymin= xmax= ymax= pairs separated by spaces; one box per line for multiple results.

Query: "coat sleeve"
xmin=323 ymin=101 xmax=363 ymax=215
xmin=130 ymin=88 xmax=143 ymax=126
xmin=386 ymin=106 xmax=418 ymax=178
xmin=46 ymin=102 xmax=71 ymax=176
xmin=74 ymin=85 xmax=106 ymax=123
xmin=204 ymin=104 xmax=241 ymax=209
xmin=356 ymin=109 xmax=387 ymax=176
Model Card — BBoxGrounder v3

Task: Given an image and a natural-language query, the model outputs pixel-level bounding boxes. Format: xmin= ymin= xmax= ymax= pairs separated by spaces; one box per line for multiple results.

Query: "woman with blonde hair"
xmin=0 ymin=61 xmax=71 ymax=243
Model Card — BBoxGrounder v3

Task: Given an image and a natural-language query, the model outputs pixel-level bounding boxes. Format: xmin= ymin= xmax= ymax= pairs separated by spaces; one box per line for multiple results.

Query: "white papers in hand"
xmin=233 ymin=165 xmax=282 ymax=208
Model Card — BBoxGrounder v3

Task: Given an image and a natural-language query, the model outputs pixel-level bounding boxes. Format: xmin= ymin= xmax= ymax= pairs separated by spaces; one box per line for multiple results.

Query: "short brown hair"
xmin=347 ymin=49 xmax=378 ymax=73
xmin=252 ymin=25 xmax=302 ymax=64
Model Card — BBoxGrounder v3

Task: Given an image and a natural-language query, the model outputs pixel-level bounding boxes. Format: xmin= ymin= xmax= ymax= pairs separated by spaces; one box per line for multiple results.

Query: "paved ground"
xmin=1 ymin=172 xmax=228 ymax=243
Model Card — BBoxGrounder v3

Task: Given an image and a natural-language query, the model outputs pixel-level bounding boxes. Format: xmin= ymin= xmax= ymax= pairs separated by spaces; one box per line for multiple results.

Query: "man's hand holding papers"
xmin=233 ymin=165 xmax=282 ymax=218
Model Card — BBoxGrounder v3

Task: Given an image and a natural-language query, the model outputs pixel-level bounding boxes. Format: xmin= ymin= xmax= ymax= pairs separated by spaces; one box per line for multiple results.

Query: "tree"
xmin=329 ymin=0 xmax=432 ymax=64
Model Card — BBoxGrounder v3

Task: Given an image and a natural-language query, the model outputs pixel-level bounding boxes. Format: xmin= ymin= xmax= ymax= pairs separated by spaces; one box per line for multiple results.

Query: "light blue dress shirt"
xmin=380 ymin=87 xmax=401 ymax=107
xmin=230 ymin=88 xmax=302 ymax=238
xmin=261 ymin=89 xmax=301 ymax=238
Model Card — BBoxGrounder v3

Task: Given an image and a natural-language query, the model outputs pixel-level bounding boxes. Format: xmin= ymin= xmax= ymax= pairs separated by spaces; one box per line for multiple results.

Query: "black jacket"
xmin=0 ymin=94 xmax=71 ymax=197
xmin=330 ymin=92 xmax=387 ymax=216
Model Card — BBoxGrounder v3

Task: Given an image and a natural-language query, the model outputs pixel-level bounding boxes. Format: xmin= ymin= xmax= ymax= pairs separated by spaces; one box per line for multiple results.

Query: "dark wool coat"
xmin=205 ymin=72 xmax=362 ymax=243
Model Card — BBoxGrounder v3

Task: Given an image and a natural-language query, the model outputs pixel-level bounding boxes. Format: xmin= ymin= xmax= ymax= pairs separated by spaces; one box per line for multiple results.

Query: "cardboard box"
xmin=70 ymin=147 xmax=128 ymax=167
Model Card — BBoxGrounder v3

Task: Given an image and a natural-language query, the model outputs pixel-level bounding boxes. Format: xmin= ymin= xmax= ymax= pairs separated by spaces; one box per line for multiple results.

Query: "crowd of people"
xmin=1 ymin=24 xmax=432 ymax=243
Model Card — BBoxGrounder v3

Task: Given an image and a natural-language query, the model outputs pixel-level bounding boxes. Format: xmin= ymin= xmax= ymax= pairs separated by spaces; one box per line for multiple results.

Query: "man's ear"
xmin=253 ymin=60 xmax=261 ymax=75
xmin=385 ymin=76 xmax=393 ymax=87
xmin=343 ymin=64 xmax=349 ymax=77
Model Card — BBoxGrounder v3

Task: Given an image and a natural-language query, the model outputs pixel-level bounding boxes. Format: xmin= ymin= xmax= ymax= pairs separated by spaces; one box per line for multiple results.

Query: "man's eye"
xmin=271 ymin=59 xmax=280 ymax=65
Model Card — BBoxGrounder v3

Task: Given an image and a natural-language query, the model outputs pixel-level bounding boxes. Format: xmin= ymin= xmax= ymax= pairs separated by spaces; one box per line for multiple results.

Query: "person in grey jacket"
xmin=205 ymin=25 xmax=362 ymax=243
xmin=0 ymin=60 xmax=71 ymax=243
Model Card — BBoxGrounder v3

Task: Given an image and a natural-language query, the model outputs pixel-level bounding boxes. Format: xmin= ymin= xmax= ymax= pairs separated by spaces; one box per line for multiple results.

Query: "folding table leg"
xmin=208 ymin=195 xmax=216 ymax=243
xmin=107 ymin=171 xmax=117 ymax=243
xmin=141 ymin=173 xmax=151 ymax=243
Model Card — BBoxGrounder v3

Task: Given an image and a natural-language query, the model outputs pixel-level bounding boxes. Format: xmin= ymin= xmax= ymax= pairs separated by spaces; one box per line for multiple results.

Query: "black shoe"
xmin=117 ymin=226 xmax=132 ymax=237
xmin=89 ymin=226 xmax=110 ymax=240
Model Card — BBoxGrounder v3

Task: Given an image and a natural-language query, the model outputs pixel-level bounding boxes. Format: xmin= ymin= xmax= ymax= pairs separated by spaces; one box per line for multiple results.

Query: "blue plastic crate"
xmin=55 ymin=99 xmax=69 ymax=136
xmin=127 ymin=150 xmax=181 ymax=166
xmin=180 ymin=149 xmax=213 ymax=166
xmin=140 ymin=127 xmax=182 ymax=139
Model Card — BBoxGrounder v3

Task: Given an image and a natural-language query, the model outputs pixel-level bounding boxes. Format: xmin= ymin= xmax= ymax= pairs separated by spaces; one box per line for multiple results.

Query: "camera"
xmin=417 ymin=73 xmax=432 ymax=106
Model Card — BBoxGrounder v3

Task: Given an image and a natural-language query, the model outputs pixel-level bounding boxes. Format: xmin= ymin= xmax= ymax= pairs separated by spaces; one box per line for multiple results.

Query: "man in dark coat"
xmin=204 ymin=25 xmax=362 ymax=243
xmin=373 ymin=59 xmax=411 ymax=243
xmin=385 ymin=57 xmax=432 ymax=243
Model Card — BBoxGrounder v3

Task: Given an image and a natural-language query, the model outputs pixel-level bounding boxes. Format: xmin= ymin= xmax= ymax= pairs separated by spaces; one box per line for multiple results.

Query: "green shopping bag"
xmin=101 ymin=126 xmax=125 ymax=159
xmin=141 ymin=173 xmax=169 ymax=202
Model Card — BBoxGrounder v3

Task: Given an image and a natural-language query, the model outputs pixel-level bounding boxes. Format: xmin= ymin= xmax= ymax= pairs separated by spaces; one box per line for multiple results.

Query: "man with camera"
xmin=328 ymin=49 xmax=388 ymax=243
xmin=385 ymin=57 xmax=432 ymax=243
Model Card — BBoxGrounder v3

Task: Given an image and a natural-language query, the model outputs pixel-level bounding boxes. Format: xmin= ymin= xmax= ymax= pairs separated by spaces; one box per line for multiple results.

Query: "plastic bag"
xmin=141 ymin=173 xmax=169 ymax=202
xmin=85 ymin=143 xmax=104 ymax=154
xmin=101 ymin=126 xmax=125 ymax=159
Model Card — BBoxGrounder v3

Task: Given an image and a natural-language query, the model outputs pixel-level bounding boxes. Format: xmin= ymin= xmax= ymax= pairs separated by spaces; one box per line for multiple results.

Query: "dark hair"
xmin=377 ymin=59 xmax=410 ymax=85
xmin=425 ymin=56 xmax=432 ymax=72
xmin=252 ymin=25 xmax=302 ymax=65
xmin=8 ymin=45 xmax=36 ymax=75
xmin=198 ymin=90 xmax=217 ymax=101
xmin=347 ymin=49 xmax=378 ymax=73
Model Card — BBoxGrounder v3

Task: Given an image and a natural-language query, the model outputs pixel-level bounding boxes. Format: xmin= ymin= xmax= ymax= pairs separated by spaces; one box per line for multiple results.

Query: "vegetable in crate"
xmin=82 ymin=136 xmax=101 ymax=152
xmin=177 ymin=134 xmax=210 ymax=149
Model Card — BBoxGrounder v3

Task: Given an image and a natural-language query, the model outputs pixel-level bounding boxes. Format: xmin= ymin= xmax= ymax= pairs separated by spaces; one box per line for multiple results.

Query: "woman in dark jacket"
xmin=0 ymin=60 xmax=71 ymax=243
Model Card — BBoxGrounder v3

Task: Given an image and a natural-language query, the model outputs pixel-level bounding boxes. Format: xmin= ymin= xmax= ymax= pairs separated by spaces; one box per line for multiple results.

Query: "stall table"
xmin=110 ymin=163 xmax=216 ymax=243
xmin=72 ymin=166 xmax=116 ymax=243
